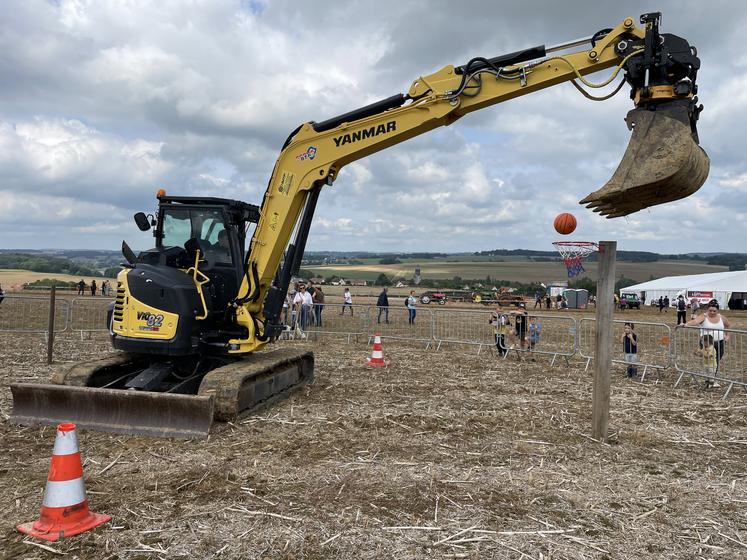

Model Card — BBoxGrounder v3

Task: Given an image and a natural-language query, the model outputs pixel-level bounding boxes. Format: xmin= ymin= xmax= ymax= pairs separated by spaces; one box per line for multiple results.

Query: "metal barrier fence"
xmin=69 ymin=297 xmax=114 ymax=334
xmin=428 ymin=309 xmax=577 ymax=364
xmin=364 ymin=305 xmax=434 ymax=347
xmin=578 ymin=318 xmax=672 ymax=380
xmin=300 ymin=303 xmax=368 ymax=342
xmin=2 ymin=295 xmax=746 ymax=398
xmin=673 ymin=325 xmax=747 ymax=397
xmin=500 ymin=313 xmax=578 ymax=365
xmin=0 ymin=295 xmax=70 ymax=333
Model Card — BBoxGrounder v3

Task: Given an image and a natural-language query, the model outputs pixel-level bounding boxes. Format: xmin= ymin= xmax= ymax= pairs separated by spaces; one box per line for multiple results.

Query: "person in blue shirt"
xmin=528 ymin=316 xmax=542 ymax=351
xmin=407 ymin=290 xmax=417 ymax=324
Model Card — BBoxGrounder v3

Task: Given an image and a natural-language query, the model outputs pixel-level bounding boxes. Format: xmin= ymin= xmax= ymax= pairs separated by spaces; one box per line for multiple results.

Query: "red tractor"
xmin=420 ymin=291 xmax=448 ymax=305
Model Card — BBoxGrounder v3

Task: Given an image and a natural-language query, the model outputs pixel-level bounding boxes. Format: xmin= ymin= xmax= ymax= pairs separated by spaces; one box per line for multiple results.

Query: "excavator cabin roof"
xmin=158 ymin=196 xmax=261 ymax=223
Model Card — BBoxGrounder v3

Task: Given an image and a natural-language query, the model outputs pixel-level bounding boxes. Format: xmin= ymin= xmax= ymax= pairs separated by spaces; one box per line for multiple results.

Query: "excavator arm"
xmin=232 ymin=13 xmax=708 ymax=352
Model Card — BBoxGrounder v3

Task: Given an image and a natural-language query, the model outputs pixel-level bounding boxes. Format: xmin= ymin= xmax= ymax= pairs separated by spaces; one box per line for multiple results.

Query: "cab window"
xmin=160 ymin=208 xmax=232 ymax=265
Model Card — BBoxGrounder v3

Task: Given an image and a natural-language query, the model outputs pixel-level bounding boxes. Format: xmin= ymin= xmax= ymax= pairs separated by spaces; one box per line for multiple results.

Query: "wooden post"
xmin=592 ymin=240 xmax=616 ymax=442
xmin=46 ymin=285 xmax=56 ymax=365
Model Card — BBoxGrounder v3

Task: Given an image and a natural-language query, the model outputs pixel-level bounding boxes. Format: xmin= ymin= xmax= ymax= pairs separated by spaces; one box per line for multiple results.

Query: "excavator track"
xmin=198 ymin=347 xmax=314 ymax=421
xmin=10 ymin=347 xmax=314 ymax=439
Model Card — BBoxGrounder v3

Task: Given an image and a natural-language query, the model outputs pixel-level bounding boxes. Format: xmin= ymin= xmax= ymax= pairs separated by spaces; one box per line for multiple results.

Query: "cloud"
xmin=0 ymin=0 xmax=746 ymax=254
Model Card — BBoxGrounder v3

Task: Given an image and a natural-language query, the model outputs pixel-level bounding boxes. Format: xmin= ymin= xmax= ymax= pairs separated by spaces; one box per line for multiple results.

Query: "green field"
xmin=303 ymin=257 xmax=728 ymax=284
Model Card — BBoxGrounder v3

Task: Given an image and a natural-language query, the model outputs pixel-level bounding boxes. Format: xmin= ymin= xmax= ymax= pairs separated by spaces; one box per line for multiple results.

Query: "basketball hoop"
xmin=553 ymin=241 xmax=598 ymax=278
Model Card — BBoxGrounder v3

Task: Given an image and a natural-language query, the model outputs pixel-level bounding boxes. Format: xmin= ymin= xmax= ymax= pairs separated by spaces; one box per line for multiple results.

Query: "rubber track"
xmin=197 ymin=347 xmax=314 ymax=421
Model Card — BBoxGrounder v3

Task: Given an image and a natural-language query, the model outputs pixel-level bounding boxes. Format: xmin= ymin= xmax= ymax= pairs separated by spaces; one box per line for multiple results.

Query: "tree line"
xmin=0 ymin=253 xmax=121 ymax=279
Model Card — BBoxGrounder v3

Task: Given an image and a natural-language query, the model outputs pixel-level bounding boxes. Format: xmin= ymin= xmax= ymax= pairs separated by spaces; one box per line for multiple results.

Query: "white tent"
xmin=620 ymin=270 xmax=747 ymax=309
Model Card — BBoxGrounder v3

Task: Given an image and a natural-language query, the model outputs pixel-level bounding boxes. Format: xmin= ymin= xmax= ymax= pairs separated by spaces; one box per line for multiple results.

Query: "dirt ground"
xmin=1 ymin=307 xmax=746 ymax=559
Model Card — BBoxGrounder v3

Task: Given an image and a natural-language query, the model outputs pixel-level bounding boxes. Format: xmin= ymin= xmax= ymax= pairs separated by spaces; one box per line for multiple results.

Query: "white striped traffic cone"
xmin=18 ymin=423 xmax=111 ymax=542
xmin=366 ymin=333 xmax=386 ymax=367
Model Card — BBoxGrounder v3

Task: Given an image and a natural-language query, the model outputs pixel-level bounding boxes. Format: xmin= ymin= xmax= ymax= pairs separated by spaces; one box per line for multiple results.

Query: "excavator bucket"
xmin=10 ymin=384 xmax=214 ymax=439
xmin=580 ymin=102 xmax=709 ymax=217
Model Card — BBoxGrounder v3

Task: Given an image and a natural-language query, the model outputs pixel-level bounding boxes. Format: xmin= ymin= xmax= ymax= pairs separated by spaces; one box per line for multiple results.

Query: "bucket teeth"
xmin=580 ymin=105 xmax=709 ymax=217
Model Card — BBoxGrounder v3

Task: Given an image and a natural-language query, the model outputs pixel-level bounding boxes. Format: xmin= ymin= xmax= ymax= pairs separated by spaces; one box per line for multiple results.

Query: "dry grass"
xmin=305 ymin=259 xmax=728 ymax=284
xmin=0 ymin=309 xmax=746 ymax=558
xmin=0 ymin=270 xmax=116 ymax=292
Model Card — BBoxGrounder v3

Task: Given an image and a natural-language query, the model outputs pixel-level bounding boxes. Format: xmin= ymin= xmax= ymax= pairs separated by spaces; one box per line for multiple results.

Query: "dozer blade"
xmin=580 ymin=103 xmax=709 ymax=217
xmin=10 ymin=383 xmax=214 ymax=439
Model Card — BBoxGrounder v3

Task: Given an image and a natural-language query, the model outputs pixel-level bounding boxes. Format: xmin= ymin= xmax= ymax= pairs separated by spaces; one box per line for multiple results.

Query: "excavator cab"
xmin=111 ymin=196 xmax=260 ymax=357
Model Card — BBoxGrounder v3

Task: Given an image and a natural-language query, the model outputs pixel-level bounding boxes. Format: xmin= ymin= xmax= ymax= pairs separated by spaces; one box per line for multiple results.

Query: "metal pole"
xmin=592 ymin=241 xmax=616 ymax=442
xmin=46 ymin=285 xmax=56 ymax=365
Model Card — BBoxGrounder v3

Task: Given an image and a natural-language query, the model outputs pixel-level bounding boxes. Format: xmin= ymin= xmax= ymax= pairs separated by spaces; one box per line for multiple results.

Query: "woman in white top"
xmin=677 ymin=299 xmax=731 ymax=367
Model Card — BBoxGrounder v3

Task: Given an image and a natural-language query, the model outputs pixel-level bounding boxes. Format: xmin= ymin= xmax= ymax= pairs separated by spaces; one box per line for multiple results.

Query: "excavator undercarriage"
xmin=11 ymin=348 xmax=314 ymax=439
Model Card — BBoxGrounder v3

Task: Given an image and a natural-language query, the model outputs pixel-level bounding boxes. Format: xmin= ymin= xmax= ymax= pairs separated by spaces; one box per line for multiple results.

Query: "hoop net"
xmin=553 ymin=241 xmax=598 ymax=278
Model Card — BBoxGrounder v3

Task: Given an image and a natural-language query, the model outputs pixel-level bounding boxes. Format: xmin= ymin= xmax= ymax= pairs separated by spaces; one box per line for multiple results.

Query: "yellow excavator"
xmin=11 ymin=13 xmax=709 ymax=438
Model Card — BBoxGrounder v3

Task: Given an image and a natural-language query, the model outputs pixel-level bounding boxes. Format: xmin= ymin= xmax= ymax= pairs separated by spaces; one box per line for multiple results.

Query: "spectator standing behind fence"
xmin=407 ymin=290 xmax=417 ymax=324
xmin=513 ymin=303 xmax=528 ymax=349
xmin=528 ymin=316 xmax=542 ymax=353
xmin=658 ymin=296 xmax=664 ymax=313
xmin=545 ymin=294 xmax=551 ymax=309
xmin=77 ymin=279 xmax=86 ymax=296
xmin=293 ymin=284 xmax=313 ymax=330
xmin=676 ymin=295 xmax=687 ymax=325
xmin=690 ymin=296 xmax=700 ymax=319
xmin=90 ymin=279 xmax=97 ymax=296
xmin=340 ymin=287 xmax=353 ymax=316
xmin=678 ymin=299 xmax=731 ymax=370
xmin=663 ymin=295 xmax=670 ymax=312
xmin=0 ymin=283 xmax=4 ymax=305
xmin=695 ymin=334 xmax=720 ymax=388
xmin=489 ymin=307 xmax=510 ymax=357
xmin=100 ymin=280 xmax=108 ymax=297
xmin=313 ymin=285 xmax=325 ymax=327
xmin=621 ymin=322 xmax=638 ymax=378
xmin=376 ymin=288 xmax=389 ymax=324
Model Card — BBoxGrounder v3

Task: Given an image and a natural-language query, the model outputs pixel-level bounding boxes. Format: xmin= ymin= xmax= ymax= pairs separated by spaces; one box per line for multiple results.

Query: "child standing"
xmin=696 ymin=334 xmax=719 ymax=388
xmin=490 ymin=308 xmax=510 ymax=357
xmin=528 ymin=316 xmax=542 ymax=351
xmin=340 ymin=287 xmax=354 ymax=316
xmin=621 ymin=322 xmax=638 ymax=378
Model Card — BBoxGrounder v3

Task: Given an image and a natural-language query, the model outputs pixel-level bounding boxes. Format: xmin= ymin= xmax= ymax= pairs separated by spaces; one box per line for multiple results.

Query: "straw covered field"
xmin=0 ymin=307 xmax=746 ymax=559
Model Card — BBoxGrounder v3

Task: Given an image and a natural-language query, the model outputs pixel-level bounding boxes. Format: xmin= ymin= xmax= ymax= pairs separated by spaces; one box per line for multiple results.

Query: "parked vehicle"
xmin=420 ymin=292 xmax=448 ymax=305
xmin=621 ymin=294 xmax=641 ymax=309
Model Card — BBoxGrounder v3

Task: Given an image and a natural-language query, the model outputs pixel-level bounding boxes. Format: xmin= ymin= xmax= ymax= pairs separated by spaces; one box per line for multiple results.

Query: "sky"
xmin=1 ymin=0 xmax=746 ymax=254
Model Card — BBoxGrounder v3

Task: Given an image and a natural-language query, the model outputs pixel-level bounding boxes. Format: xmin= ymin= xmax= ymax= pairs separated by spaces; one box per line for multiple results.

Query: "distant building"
xmin=350 ymin=279 xmax=367 ymax=287
xmin=310 ymin=277 xmax=325 ymax=284
xmin=395 ymin=281 xmax=407 ymax=288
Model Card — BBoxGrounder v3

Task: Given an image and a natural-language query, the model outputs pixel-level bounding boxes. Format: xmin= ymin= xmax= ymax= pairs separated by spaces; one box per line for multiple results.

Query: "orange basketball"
xmin=554 ymin=213 xmax=577 ymax=235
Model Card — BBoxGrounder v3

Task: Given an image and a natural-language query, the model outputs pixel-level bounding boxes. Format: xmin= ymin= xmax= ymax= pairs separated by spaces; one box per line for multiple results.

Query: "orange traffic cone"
xmin=367 ymin=333 xmax=386 ymax=367
xmin=18 ymin=423 xmax=111 ymax=542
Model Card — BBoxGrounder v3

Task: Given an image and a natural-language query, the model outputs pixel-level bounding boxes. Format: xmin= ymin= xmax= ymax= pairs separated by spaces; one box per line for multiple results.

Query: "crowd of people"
xmin=258 ymin=281 xmax=736 ymax=389
xmin=489 ymin=303 xmax=542 ymax=359
xmin=76 ymin=279 xmax=112 ymax=296
xmin=619 ymin=297 xmax=732 ymax=388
